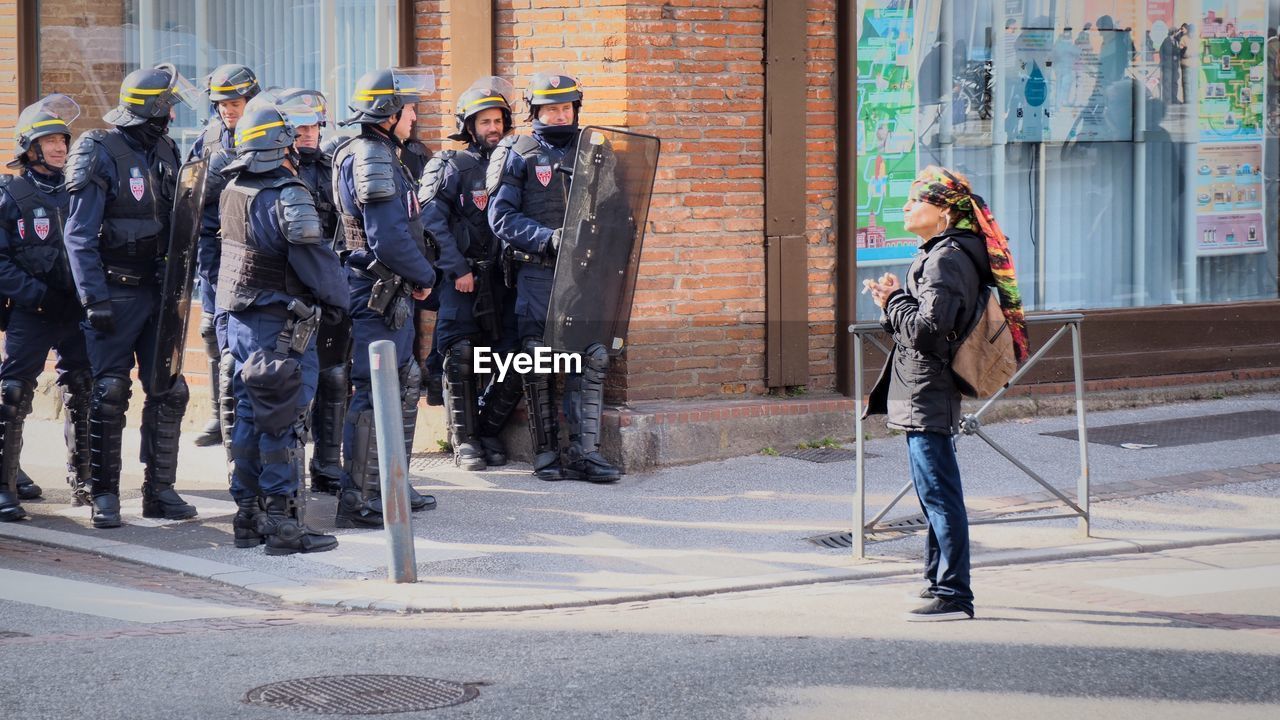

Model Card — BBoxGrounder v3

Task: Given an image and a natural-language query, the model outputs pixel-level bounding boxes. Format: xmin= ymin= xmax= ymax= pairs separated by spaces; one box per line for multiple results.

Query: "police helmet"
xmin=450 ymin=76 xmax=515 ymax=143
xmin=342 ymin=68 xmax=435 ymax=126
xmin=524 ymin=70 xmax=583 ymax=120
xmin=226 ymin=94 xmax=321 ymax=174
xmin=103 ymin=63 xmax=200 ymax=127
xmin=275 ymin=88 xmax=328 ymax=127
xmin=207 ymin=64 xmax=261 ymax=103
xmin=9 ymin=94 xmax=79 ymax=169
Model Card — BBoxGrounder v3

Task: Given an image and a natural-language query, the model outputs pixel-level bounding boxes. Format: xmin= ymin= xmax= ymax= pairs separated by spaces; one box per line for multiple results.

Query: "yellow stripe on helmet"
xmin=121 ymin=96 xmax=147 ymax=105
xmin=235 ymin=120 xmax=285 ymax=145
xmin=125 ymin=87 xmax=167 ymax=96
xmin=465 ymin=95 xmax=506 ymax=108
xmin=210 ymin=80 xmax=253 ymax=92
xmin=19 ymin=119 xmax=69 ymax=134
xmin=533 ymin=85 xmax=579 ymax=96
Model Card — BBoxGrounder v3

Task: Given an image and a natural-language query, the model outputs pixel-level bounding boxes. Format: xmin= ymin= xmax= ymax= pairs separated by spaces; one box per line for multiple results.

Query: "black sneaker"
xmin=904 ymin=598 xmax=973 ymax=622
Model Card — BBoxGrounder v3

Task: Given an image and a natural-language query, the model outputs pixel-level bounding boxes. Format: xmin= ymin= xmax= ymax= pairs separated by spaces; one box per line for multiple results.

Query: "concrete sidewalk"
xmin=2 ymin=393 xmax=1278 ymax=612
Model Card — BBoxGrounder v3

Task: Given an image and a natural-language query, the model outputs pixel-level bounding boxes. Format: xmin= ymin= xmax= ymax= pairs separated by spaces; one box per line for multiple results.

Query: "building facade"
xmin=3 ymin=1 xmax=1278 ymax=467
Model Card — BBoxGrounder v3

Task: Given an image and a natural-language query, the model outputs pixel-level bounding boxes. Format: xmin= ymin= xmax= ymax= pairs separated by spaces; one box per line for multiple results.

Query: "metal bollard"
xmin=368 ymin=340 xmax=417 ymax=583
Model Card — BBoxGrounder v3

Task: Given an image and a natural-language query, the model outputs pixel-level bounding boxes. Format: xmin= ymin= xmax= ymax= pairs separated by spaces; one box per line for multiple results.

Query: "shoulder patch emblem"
xmin=16 ymin=219 xmax=24 ymax=240
xmin=129 ymin=167 xmax=145 ymax=201
xmin=33 ymin=217 xmax=50 ymax=240
xmin=471 ymin=189 xmax=488 ymax=211
xmin=536 ymin=164 xmax=552 ymax=187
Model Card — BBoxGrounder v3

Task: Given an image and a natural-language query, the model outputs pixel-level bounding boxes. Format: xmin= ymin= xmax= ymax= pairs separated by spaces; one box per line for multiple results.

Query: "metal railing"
xmin=850 ymin=314 xmax=1090 ymax=559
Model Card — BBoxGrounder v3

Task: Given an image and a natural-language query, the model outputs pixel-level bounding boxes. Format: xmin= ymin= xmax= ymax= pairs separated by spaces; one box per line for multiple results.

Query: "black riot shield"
xmin=544 ymin=126 xmax=659 ymax=356
xmin=147 ymin=156 xmax=210 ymax=394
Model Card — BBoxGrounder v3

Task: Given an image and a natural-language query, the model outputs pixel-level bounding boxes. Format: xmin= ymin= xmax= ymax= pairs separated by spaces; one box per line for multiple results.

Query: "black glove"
xmin=321 ymin=304 xmax=348 ymax=326
xmin=86 ymin=301 xmax=115 ymax=333
xmin=384 ymin=294 xmax=411 ymax=331
xmin=548 ymin=228 xmax=562 ymax=255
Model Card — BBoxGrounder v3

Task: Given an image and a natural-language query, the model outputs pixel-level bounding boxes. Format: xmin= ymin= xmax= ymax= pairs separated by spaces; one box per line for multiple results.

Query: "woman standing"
xmin=863 ymin=167 xmax=1029 ymax=621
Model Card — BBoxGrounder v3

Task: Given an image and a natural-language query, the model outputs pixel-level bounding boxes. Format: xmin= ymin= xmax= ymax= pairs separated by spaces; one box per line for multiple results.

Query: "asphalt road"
xmin=1 ymin=539 xmax=1277 ymax=719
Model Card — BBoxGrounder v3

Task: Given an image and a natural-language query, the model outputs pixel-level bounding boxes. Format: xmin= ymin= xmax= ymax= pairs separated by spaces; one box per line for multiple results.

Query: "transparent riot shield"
xmin=148 ymin=156 xmax=210 ymax=394
xmin=544 ymin=126 xmax=660 ymax=356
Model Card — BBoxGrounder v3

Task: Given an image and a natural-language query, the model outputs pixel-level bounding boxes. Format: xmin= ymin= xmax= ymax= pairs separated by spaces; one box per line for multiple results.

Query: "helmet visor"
xmin=464 ymin=75 xmax=520 ymax=115
xmin=391 ymin=68 xmax=436 ymax=103
xmin=156 ymin=63 xmax=201 ymax=109
xmin=282 ymin=90 xmax=327 ymax=126
xmin=17 ymin=94 xmax=80 ymax=136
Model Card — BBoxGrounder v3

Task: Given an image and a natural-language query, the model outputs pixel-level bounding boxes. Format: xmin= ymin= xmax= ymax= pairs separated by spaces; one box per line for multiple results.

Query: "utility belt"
xmin=353 ymin=258 xmax=411 ymax=318
xmin=257 ymin=299 xmax=322 ymax=356
xmin=500 ymin=245 xmax=554 ymax=289
xmin=104 ymin=262 xmax=161 ymax=287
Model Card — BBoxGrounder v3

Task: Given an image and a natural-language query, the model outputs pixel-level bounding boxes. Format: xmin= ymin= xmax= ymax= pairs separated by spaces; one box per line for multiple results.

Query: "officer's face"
xmin=217 ymin=97 xmax=248 ymax=129
xmin=295 ymin=124 xmax=321 ymax=149
xmin=473 ymin=108 xmax=506 ymax=149
xmin=537 ymin=102 xmax=575 ymax=126
xmin=393 ymin=104 xmax=418 ymax=140
xmin=33 ymin=134 xmax=69 ymax=169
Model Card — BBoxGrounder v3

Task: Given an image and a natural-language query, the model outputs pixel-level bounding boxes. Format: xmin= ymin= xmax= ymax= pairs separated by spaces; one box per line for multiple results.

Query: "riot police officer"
xmin=0 ymin=95 xmax=92 ymax=522
xmin=219 ymin=95 xmax=346 ymax=554
xmin=488 ymin=71 xmax=620 ymax=483
xmin=192 ymin=64 xmax=261 ymax=448
xmin=64 ymin=63 xmax=201 ymax=528
xmin=332 ymin=68 xmax=437 ymax=527
xmin=421 ymin=76 xmax=521 ymax=470
xmin=274 ymin=88 xmax=346 ymax=495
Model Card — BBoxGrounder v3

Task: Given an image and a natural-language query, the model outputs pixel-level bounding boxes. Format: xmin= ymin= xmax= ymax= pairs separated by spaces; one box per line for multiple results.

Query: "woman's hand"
xmin=863 ymin=273 xmax=901 ymax=309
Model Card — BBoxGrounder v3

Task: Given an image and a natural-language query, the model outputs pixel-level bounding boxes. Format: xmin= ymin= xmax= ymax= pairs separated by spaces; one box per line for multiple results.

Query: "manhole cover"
xmin=780 ymin=447 xmax=873 ymax=463
xmin=410 ymin=453 xmax=456 ymax=473
xmin=1041 ymin=410 xmax=1280 ymax=448
xmin=0 ymin=631 xmax=30 ymax=639
xmin=244 ymin=675 xmax=478 ymax=715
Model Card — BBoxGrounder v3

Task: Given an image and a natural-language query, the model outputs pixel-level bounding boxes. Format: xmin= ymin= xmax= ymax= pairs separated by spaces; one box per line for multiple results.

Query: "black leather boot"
xmin=562 ymin=344 xmax=620 ymax=483
xmin=140 ymin=378 xmax=197 ymax=520
xmin=193 ymin=315 xmax=222 ymax=447
xmin=91 ymin=492 xmax=121 ymax=529
xmin=443 ymin=341 xmax=486 ymax=471
xmin=477 ymin=370 xmax=522 ymax=468
xmin=16 ymin=469 xmax=41 ymax=500
xmin=334 ymin=408 xmax=384 ymax=528
xmin=0 ymin=381 xmax=34 ymax=521
xmin=233 ymin=496 xmax=264 ymax=548
xmin=261 ymin=495 xmax=337 ymax=556
xmin=309 ymin=363 xmax=348 ymax=495
xmin=88 ymin=376 xmax=130 ymax=529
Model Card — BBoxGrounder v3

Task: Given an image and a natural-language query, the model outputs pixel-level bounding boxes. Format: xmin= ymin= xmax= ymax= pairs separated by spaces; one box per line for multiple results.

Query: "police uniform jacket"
xmin=217 ymin=166 xmax=347 ymax=314
xmin=419 ymin=141 xmax=501 ymax=282
xmin=63 ymin=126 xmax=179 ymax=307
xmin=486 ymin=130 xmax=574 ymax=261
xmin=332 ymin=131 xmax=435 ymax=289
xmin=0 ymin=167 xmax=73 ymax=312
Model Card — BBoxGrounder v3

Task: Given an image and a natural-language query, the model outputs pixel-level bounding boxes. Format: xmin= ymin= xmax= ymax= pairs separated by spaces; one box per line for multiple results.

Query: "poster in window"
xmin=1194 ymin=1 xmax=1267 ymax=256
xmin=855 ymin=0 xmax=920 ymax=266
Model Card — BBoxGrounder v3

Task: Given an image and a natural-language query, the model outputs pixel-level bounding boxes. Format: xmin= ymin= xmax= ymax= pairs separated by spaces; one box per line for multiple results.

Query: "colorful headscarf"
xmin=910 ymin=169 xmax=1030 ymax=363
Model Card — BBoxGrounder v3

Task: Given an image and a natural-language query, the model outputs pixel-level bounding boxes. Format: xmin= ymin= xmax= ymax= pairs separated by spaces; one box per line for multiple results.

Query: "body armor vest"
xmin=515 ymin=135 xmax=569 ymax=231
xmin=97 ymin=131 xmax=179 ymax=268
xmin=335 ymin=137 xmax=425 ymax=262
xmin=442 ymin=148 xmax=499 ymax=261
xmin=197 ymin=123 xmax=228 ymax=158
xmin=216 ymin=174 xmax=312 ymax=312
xmin=2 ymin=175 xmax=73 ymax=292
xmin=299 ymin=157 xmax=337 ymax=244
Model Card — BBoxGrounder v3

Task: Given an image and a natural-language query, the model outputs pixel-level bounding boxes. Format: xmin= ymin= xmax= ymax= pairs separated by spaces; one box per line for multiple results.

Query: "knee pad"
xmin=92 ymin=376 xmax=132 ymax=418
xmin=199 ymin=314 xmax=218 ymax=356
xmin=61 ymin=369 xmax=94 ymax=398
xmin=0 ymin=380 xmax=34 ymax=421
xmin=318 ymin=363 xmax=349 ymax=395
xmin=160 ymin=375 xmax=190 ymax=411
xmin=400 ymin=358 xmax=423 ymax=402
xmin=582 ymin=343 xmax=609 ymax=380
xmin=443 ymin=339 xmax=475 ymax=374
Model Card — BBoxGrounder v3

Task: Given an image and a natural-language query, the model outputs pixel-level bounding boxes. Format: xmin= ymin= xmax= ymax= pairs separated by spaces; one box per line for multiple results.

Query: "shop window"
xmin=36 ymin=0 xmax=399 ymax=154
xmin=855 ymin=0 xmax=1280 ymax=318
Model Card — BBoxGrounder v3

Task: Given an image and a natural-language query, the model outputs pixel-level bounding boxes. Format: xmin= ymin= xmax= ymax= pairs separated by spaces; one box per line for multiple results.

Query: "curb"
xmin=3 ymin=520 xmax=1279 ymax=614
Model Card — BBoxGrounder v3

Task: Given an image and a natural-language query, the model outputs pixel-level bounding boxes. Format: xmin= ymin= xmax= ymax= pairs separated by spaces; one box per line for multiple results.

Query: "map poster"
xmin=1193 ymin=1 xmax=1268 ymax=256
xmin=855 ymin=0 xmax=919 ymax=266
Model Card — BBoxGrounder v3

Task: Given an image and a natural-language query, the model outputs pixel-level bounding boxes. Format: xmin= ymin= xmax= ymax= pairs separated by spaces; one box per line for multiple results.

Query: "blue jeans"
xmin=907 ymin=431 xmax=973 ymax=608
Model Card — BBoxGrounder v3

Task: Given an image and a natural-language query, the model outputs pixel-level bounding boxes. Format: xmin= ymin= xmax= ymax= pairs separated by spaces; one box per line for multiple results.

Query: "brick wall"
xmin=37 ymin=0 xmax=129 ymax=134
xmin=0 ymin=1 xmax=19 ymax=162
xmin=408 ymin=0 xmax=842 ymax=404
